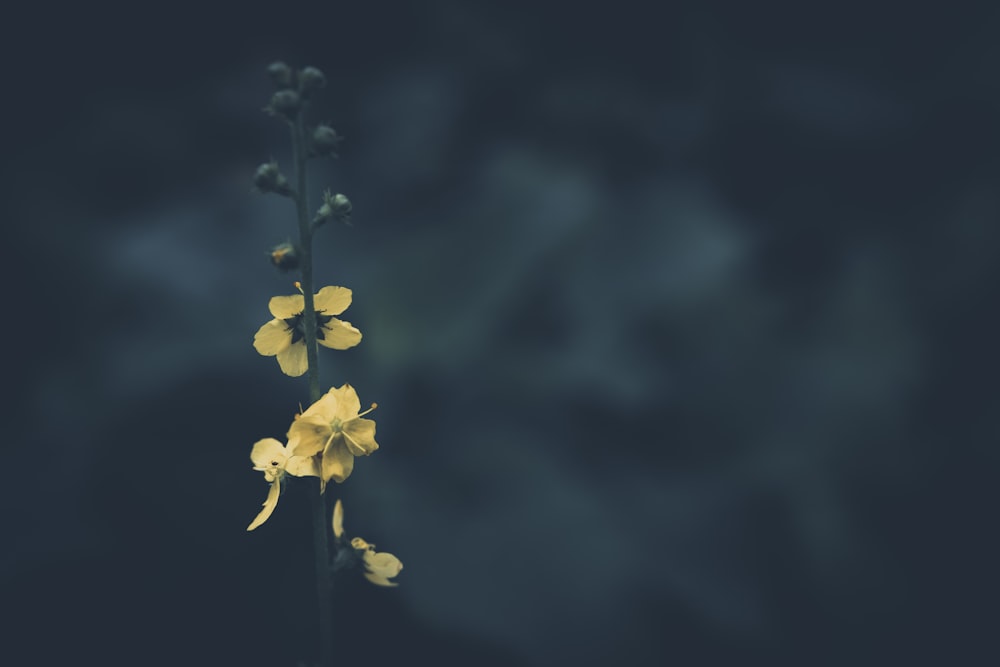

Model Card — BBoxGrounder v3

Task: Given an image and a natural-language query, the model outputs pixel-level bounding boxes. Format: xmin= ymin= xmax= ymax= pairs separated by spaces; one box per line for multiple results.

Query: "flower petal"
xmin=332 ymin=499 xmax=344 ymax=538
xmin=322 ymin=439 xmax=354 ymax=484
xmin=250 ymin=438 xmax=288 ymax=468
xmin=276 ymin=342 xmax=309 ymax=377
xmin=362 ymin=550 xmax=402 ymax=587
xmin=247 ymin=479 xmax=281 ymax=531
xmin=363 ymin=571 xmax=398 ymax=587
xmin=287 ymin=414 xmax=332 ymax=457
xmin=253 ymin=320 xmax=292 ymax=356
xmin=268 ymin=294 xmax=305 ymax=319
xmin=317 ymin=319 xmax=362 ymax=350
xmin=314 ymin=286 xmax=353 ymax=316
xmin=301 ymin=388 xmax=340 ymax=423
xmin=366 ymin=551 xmax=403 ymax=579
xmin=285 ymin=454 xmax=320 ymax=477
xmin=329 ymin=384 xmax=361 ymax=420
xmin=342 ymin=418 xmax=378 ymax=456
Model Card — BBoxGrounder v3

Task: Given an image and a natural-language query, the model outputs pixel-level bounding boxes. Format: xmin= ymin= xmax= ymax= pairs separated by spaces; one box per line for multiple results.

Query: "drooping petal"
xmin=285 ymin=454 xmax=321 ymax=478
xmin=322 ymin=439 xmax=355 ymax=484
xmin=342 ymin=418 xmax=378 ymax=456
xmin=329 ymin=384 xmax=362 ymax=421
xmin=247 ymin=479 xmax=281 ymax=531
xmin=268 ymin=294 xmax=305 ymax=319
xmin=253 ymin=320 xmax=292 ymax=356
xmin=276 ymin=342 xmax=309 ymax=377
xmin=313 ymin=286 xmax=353 ymax=316
xmin=317 ymin=319 xmax=362 ymax=350
xmin=287 ymin=414 xmax=332 ymax=457
xmin=363 ymin=571 xmax=398 ymax=587
xmin=332 ymin=499 xmax=344 ymax=538
xmin=250 ymin=438 xmax=288 ymax=469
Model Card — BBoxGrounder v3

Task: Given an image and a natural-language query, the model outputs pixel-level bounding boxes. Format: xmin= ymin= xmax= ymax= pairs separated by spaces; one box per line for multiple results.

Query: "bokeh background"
xmin=3 ymin=1 xmax=998 ymax=665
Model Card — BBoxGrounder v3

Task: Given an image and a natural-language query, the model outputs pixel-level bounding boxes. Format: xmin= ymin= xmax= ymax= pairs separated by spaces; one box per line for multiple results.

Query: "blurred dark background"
xmin=2 ymin=0 xmax=998 ymax=665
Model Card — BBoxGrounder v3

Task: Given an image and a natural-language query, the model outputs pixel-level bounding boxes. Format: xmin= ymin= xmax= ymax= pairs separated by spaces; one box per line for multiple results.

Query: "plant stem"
xmin=291 ymin=110 xmax=335 ymax=667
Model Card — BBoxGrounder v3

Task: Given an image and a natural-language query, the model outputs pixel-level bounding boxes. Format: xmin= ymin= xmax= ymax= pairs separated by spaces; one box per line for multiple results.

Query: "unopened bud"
xmin=253 ymin=161 xmax=293 ymax=196
xmin=309 ymin=124 xmax=342 ymax=157
xmin=268 ymin=242 xmax=299 ymax=272
xmin=265 ymin=89 xmax=301 ymax=120
xmin=266 ymin=61 xmax=295 ymax=89
xmin=298 ymin=66 xmax=326 ymax=97
xmin=313 ymin=189 xmax=352 ymax=226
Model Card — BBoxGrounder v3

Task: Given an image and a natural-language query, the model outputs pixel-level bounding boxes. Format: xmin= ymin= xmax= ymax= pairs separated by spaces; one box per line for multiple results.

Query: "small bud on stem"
xmin=313 ymin=189 xmax=352 ymax=227
xmin=268 ymin=242 xmax=300 ymax=272
xmin=253 ymin=161 xmax=294 ymax=197
xmin=298 ymin=66 xmax=327 ymax=97
xmin=309 ymin=124 xmax=342 ymax=158
xmin=265 ymin=89 xmax=302 ymax=121
xmin=266 ymin=61 xmax=295 ymax=89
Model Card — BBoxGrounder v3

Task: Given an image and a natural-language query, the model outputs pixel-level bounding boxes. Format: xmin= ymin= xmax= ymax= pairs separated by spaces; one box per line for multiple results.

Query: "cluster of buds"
xmin=313 ymin=189 xmax=352 ymax=226
xmin=263 ymin=62 xmax=328 ymax=121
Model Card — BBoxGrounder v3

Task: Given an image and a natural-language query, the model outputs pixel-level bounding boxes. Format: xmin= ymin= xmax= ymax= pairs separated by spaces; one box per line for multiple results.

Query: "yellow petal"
xmin=317 ymin=318 xmax=362 ymax=350
xmin=332 ymin=499 xmax=344 ymax=538
xmin=363 ymin=571 xmax=398 ymax=587
xmin=287 ymin=414 xmax=332 ymax=457
xmin=329 ymin=384 xmax=361 ymax=421
xmin=253 ymin=320 xmax=292 ymax=356
xmin=247 ymin=479 xmax=281 ymax=531
xmin=362 ymin=550 xmax=402 ymax=587
xmin=276 ymin=342 xmax=309 ymax=377
xmin=268 ymin=294 xmax=305 ymax=319
xmin=342 ymin=418 xmax=378 ymax=456
xmin=285 ymin=454 xmax=320 ymax=477
xmin=351 ymin=537 xmax=373 ymax=550
xmin=365 ymin=551 xmax=403 ymax=579
xmin=250 ymin=438 xmax=288 ymax=468
xmin=322 ymin=439 xmax=354 ymax=484
xmin=313 ymin=286 xmax=353 ymax=316
xmin=301 ymin=388 xmax=340 ymax=423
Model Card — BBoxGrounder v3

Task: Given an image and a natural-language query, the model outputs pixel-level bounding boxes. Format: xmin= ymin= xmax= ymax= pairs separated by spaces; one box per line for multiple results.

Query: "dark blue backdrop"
xmin=3 ymin=1 xmax=998 ymax=665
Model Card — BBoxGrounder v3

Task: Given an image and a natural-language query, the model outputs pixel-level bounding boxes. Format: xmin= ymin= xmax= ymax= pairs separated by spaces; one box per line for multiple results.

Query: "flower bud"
xmin=268 ymin=242 xmax=299 ymax=272
xmin=265 ymin=89 xmax=301 ymax=120
xmin=309 ymin=124 xmax=342 ymax=157
xmin=313 ymin=189 xmax=352 ymax=226
xmin=266 ymin=61 xmax=295 ymax=89
xmin=298 ymin=66 xmax=326 ymax=97
xmin=253 ymin=161 xmax=293 ymax=196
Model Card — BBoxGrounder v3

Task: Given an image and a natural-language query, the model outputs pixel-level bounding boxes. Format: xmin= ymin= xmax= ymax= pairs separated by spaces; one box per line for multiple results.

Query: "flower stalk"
xmin=289 ymin=103 xmax=336 ymax=667
xmin=246 ymin=61 xmax=401 ymax=667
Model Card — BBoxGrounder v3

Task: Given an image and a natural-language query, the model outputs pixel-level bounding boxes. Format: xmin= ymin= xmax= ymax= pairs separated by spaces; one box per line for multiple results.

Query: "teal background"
xmin=2 ymin=1 xmax=998 ymax=665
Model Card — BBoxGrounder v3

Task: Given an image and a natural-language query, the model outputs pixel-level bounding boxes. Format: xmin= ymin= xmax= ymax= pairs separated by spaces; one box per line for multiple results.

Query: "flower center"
xmin=283 ymin=311 xmax=336 ymax=344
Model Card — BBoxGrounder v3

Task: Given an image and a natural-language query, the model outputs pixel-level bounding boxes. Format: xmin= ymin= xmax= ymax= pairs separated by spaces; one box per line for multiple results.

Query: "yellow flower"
xmin=333 ymin=500 xmax=402 ymax=587
xmin=287 ymin=384 xmax=378 ymax=486
xmin=246 ymin=437 xmax=320 ymax=531
xmin=253 ymin=285 xmax=362 ymax=377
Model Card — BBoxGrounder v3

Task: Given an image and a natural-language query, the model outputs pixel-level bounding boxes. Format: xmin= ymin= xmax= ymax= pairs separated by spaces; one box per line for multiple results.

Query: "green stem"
xmin=291 ymin=110 xmax=335 ymax=667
